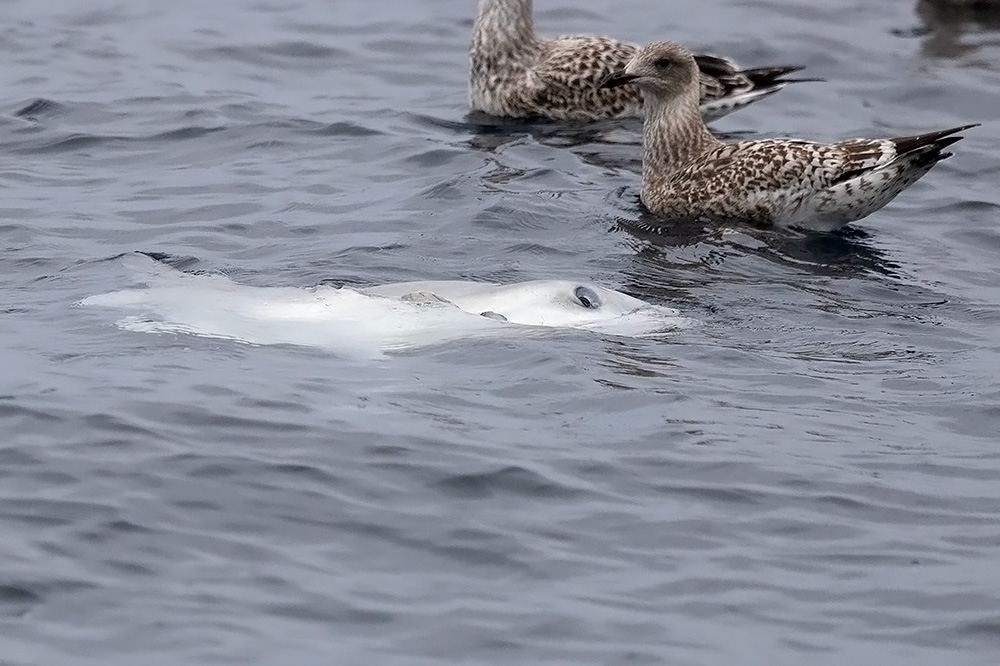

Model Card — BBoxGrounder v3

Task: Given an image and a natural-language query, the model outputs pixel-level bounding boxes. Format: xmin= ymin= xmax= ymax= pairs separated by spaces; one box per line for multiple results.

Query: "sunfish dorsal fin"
xmin=399 ymin=291 xmax=452 ymax=306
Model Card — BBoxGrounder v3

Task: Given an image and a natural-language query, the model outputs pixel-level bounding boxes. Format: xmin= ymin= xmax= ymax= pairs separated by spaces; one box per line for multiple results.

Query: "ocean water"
xmin=2 ymin=0 xmax=999 ymax=664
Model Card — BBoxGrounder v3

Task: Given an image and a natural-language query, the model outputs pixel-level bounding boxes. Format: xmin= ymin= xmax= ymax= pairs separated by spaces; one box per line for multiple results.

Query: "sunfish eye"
xmin=574 ymin=286 xmax=601 ymax=309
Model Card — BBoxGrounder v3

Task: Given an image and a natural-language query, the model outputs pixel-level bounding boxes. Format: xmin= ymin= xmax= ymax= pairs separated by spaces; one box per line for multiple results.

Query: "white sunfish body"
xmin=80 ymin=255 xmax=690 ymax=356
xmin=363 ymin=280 xmax=666 ymax=331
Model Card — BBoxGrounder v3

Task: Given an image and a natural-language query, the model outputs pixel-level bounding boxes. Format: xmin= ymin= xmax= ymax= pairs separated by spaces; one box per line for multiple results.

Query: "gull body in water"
xmin=469 ymin=0 xmax=808 ymax=122
xmin=601 ymin=41 xmax=977 ymax=231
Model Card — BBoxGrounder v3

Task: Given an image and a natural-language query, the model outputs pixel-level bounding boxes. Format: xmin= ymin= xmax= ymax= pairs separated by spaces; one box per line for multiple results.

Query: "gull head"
xmin=599 ymin=41 xmax=699 ymax=100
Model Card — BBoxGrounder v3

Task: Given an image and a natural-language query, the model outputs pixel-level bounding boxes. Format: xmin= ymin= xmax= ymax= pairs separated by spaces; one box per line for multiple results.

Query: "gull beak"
xmin=599 ymin=71 xmax=640 ymax=89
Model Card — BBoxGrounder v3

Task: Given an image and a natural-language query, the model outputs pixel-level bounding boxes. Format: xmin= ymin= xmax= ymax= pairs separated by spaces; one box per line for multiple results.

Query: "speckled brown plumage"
xmin=469 ymin=0 xmax=805 ymax=122
xmin=600 ymin=41 xmax=977 ymax=230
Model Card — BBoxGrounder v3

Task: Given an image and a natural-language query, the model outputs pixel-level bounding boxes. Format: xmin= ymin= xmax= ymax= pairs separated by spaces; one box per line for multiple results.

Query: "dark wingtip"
xmin=936 ymin=122 xmax=979 ymax=136
xmin=692 ymin=54 xmax=739 ymax=77
xmin=741 ymin=65 xmax=821 ymax=86
xmin=774 ymin=76 xmax=825 ymax=84
xmin=693 ymin=56 xmax=818 ymax=91
xmin=743 ymin=64 xmax=806 ymax=78
xmin=893 ymin=123 xmax=980 ymax=155
xmin=934 ymin=136 xmax=966 ymax=150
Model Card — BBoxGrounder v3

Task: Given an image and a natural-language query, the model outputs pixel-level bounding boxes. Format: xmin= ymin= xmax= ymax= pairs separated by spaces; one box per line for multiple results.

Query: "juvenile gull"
xmin=600 ymin=41 xmax=978 ymax=231
xmin=469 ymin=0 xmax=807 ymax=122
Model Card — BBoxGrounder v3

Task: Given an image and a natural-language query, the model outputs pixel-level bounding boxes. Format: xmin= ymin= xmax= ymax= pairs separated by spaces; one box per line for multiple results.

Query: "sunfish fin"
xmin=399 ymin=291 xmax=452 ymax=306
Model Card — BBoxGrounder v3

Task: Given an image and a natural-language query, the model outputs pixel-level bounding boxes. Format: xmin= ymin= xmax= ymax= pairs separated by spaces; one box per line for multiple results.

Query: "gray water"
xmin=3 ymin=0 xmax=1000 ymax=663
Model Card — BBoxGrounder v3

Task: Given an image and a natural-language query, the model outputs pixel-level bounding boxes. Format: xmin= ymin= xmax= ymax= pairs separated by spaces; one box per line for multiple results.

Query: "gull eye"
xmin=653 ymin=57 xmax=672 ymax=69
xmin=574 ymin=286 xmax=601 ymax=309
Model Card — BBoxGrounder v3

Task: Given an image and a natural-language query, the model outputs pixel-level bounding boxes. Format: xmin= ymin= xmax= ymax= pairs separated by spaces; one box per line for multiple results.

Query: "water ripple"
xmin=2 ymin=0 xmax=999 ymax=663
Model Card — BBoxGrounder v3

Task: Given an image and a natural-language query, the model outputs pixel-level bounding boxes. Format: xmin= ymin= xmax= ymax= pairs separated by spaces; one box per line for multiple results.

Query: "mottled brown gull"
xmin=469 ymin=0 xmax=807 ymax=122
xmin=600 ymin=41 xmax=978 ymax=231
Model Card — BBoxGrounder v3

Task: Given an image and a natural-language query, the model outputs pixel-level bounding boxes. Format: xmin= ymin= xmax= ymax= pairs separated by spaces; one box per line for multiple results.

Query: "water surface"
xmin=2 ymin=0 xmax=999 ymax=664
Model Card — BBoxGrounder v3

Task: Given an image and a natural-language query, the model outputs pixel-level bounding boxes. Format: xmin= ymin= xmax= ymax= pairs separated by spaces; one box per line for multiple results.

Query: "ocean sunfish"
xmin=80 ymin=254 xmax=690 ymax=356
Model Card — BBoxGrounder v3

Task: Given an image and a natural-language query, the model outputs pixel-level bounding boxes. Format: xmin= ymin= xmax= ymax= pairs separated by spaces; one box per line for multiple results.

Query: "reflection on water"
xmin=463 ymin=111 xmax=637 ymax=156
xmin=913 ymin=0 xmax=1000 ymax=57
xmin=605 ymin=183 xmax=902 ymax=284
xmin=639 ymin=222 xmax=896 ymax=276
